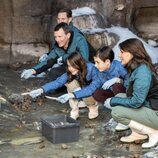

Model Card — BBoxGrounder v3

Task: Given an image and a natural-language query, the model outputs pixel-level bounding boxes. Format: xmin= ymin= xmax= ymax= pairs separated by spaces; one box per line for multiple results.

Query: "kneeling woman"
xmin=28 ymin=52 xmax=102 ymax=120
xmin=104 ymin=38 xmax=158 ymax=148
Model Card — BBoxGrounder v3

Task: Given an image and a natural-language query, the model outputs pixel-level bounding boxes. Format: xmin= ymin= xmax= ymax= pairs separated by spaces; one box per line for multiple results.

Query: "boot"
xmin=69 ymin=99 xmax=79 ymax=120
xmin=78 ymin=101 xmax=87 ymax=108
xmin=120 ymin=120 xmax=147 ymax=143
xmin=127 ymin=120 xmax=158 ymax=148
xmin=115 ymin=123 xmax=129 ymax=131
xmin=88 ymin=105 xmax=98 ymax=119
xmin=120 ymin=130 xmax=147 ymax=143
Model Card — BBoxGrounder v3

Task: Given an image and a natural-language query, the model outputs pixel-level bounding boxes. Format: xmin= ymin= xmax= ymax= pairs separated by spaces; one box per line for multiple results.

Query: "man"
xmin=21 ymin=22 xmax=89 ymax=80
xmin=39 ymin=8 xmax=82 ymax=62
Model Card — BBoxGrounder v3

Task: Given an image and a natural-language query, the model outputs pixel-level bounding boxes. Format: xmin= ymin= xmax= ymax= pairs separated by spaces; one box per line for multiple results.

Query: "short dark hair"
xmin=57 ymin=8 xmax=72 ymax=18
xmin=54 ymin=22 xmax=72 ymax=34
xmin=95 ymin=46 xmax=114 ymax=63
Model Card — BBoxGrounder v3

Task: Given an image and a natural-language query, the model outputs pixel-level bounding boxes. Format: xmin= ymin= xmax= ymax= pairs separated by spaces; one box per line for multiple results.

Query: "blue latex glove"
xmin=39 ymin=54 xmax=48 ymax=62
xmin=57 ymin=93 xmax=74 ymax=104
xmin=29 ymin=88 xmax=44 ymax=98
xmin=102 ymin=77 xmax=121 ymax=90
xmin=104 ymin=98 xmax=112 ymax=109
xmin=21 ymin=69 xmax=35 ymax=79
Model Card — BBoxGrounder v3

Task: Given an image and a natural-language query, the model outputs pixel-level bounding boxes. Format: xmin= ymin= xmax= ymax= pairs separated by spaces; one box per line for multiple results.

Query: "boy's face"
xmin=94 ymin=56 xmax=111 ymax=72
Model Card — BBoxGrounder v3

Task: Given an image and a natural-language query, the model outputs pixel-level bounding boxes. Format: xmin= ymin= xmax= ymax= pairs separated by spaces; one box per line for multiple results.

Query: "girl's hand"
xmin=57 ymin=93 xmax=74 ymax=103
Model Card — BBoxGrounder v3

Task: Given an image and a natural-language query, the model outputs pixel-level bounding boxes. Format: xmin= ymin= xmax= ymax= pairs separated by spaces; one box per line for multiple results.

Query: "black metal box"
xmin=41 ymin=115 xmax=80 ymax=144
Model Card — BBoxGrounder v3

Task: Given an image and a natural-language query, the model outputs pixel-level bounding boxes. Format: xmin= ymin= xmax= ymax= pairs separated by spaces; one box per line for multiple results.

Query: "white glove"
xmin=57 ymin=93 xmax=74 ymax=104
xmin=39 ymin=54 xmax=48 ymax=62
xmin=21 ymin=69 xmax=35 ymax=79
xmin=57 ymin=56 xmax=63 ymax=65
xmin=29 ymin=88 xmax=44 ymax=98
xmin=102 ymin=77 xmax=121 ymax=90
xmin=104 ymin=98 xmax=112 ymax=109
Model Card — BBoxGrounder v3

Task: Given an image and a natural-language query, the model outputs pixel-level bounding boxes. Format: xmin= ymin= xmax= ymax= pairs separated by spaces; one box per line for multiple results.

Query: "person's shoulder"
xmin=138 ymin=64 xmax=150 ymax=71
xmin=73 ymin=29 xmax=85 ymax=40
xmin=112 ymin=60 xmax=122 ymax=65
xmin=87 ymin=62 xmax=95 ymax=68
xmin=135 ymin=64 xmax=151 ymax=76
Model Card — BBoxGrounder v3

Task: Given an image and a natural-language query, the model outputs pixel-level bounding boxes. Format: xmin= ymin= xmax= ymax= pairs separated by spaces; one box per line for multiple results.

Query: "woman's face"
xmin=67 ymin=61 xmax=79 ymax=75
xmin=94 ymin=56 xmax=110 ymax=72
xmin=119 ymin=49 xmax=133 ymax=65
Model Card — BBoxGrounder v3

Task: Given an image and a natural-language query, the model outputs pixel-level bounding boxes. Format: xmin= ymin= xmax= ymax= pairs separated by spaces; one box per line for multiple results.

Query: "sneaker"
xmin=115 ymin=123 xmax=129 ymax=131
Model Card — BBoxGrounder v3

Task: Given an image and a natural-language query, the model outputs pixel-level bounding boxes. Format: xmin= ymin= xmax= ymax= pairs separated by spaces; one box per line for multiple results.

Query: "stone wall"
xmin=0 ymin=0 xmax=158 ymax=65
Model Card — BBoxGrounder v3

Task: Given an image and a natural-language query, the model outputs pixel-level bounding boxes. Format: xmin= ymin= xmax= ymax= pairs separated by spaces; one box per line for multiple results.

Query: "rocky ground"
xmin=0 ymin=66 xmax=158 ymax=158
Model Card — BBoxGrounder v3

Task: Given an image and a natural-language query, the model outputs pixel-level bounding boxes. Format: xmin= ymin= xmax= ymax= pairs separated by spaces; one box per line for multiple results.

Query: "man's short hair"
xmin=54 ymin=22 xmax=72 ymax=34
xmin=57 ymin=8 xmax=72 ymax=18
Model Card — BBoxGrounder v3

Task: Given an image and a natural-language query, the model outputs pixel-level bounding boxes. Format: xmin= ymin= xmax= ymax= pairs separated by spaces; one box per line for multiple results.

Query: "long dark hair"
xmin=66 ymin=52 xmax=87 ymax=87
xmin=119 ymin=38 xmax=155 ymax=73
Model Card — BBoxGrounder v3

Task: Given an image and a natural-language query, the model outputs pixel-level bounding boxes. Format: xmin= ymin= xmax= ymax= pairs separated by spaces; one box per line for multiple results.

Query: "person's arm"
xmin=73 ymin=65 xmax=102 ymax=99
xmin=42 ymin=73 xmax=68 ymax=93
xmin=33 ymin=49 xmax=58 ymax=74
xmin=110 ymin=65 xmax=152 ymax=108
xmin=28 ymin=73 xmax=68 ymax=98
xmin=76 ymin=36 xmax=89 ymax=61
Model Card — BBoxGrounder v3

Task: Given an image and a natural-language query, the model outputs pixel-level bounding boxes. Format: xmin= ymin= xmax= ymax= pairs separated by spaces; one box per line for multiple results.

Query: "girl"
xmin=104 ymin=38 xmax=158 ymax=148
xmin=28 ymin=52 xmax=102 ymax=120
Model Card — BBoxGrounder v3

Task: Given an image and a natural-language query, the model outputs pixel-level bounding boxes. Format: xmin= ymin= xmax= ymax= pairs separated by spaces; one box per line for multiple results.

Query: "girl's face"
xmin=119 ymin=49 xmax=133 ymax=65
xmin=94 ymin=56 xmax=111 ymax=72
xmin=67 ymin=61 xmax=79 ymax=75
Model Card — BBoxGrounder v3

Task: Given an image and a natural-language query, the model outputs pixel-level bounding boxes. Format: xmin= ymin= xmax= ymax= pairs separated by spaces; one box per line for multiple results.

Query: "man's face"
xmin=57 ymin=12 xmax=72 ymax=24
xmin=54 ymin=28 xmax=70 ymax=49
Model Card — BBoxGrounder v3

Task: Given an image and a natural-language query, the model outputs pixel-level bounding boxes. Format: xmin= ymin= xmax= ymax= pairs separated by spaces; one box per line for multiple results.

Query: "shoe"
xmin=115 ymin=123 xmax=129 ymax=131
xmin=78 ymin=101 xmax=87 ymax=108
xmin=128 ymin=120 xmax=158 ymax=148
xmin=120 ymin=131 xmax=148 ymax=143
xmin=70 ymin=109 xmax=79 ymax=120
xmin=88 ymin=105 xmax=98 ymax=119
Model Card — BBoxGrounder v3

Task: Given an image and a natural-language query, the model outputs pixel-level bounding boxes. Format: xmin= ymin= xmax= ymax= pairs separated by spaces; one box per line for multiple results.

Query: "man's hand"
xmin=57 ymin=93 xmax=74 ymax=104
xmin=102 ymin=77 xmax=122 ymax=90
xmin=21 ymin=69 xmax=35 ymax=79
xmin=39 ymin=54 xmax=48 ymax=62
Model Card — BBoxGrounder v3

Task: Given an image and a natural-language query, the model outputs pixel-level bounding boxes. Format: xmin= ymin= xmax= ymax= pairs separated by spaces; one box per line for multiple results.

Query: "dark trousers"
xmin=93 ymin=83 xmax=126 ymax=102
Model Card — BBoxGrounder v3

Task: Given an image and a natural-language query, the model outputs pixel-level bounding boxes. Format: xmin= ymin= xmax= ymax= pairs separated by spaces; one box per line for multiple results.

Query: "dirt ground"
xmin=0 ymin=67 xmax=157 ymax=158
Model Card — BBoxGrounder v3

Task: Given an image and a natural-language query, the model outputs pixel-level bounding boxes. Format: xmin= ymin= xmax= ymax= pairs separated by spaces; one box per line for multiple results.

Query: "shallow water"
xmin=0 ymin=67 xmax=156 ymax=158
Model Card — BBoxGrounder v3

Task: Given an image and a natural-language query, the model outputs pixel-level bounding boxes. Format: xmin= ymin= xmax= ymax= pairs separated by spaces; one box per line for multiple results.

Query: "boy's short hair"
xmin=96 ymin=46 xmax=114 ymax=63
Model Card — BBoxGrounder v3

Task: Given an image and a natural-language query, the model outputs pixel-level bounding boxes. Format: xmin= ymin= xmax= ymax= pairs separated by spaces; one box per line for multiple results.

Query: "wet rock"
xmin=61 ymin=144 xmax=68 ymax=149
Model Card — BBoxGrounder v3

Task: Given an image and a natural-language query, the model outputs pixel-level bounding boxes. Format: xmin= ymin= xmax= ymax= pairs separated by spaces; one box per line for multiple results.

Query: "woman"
xmin=104 ymin=38 xmax=158 ymax=148
xmin=28 ymin=52 xmax=102 ymax=120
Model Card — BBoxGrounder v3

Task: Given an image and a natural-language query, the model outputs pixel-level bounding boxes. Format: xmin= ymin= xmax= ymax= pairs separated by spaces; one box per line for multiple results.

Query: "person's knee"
xmin=92 ymin=89 xmax=100 ymax=101
xmin=111 ymin=106 xmax=121 ymax=121
xmin=66 ymin=80 xmax=81 ymax=93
